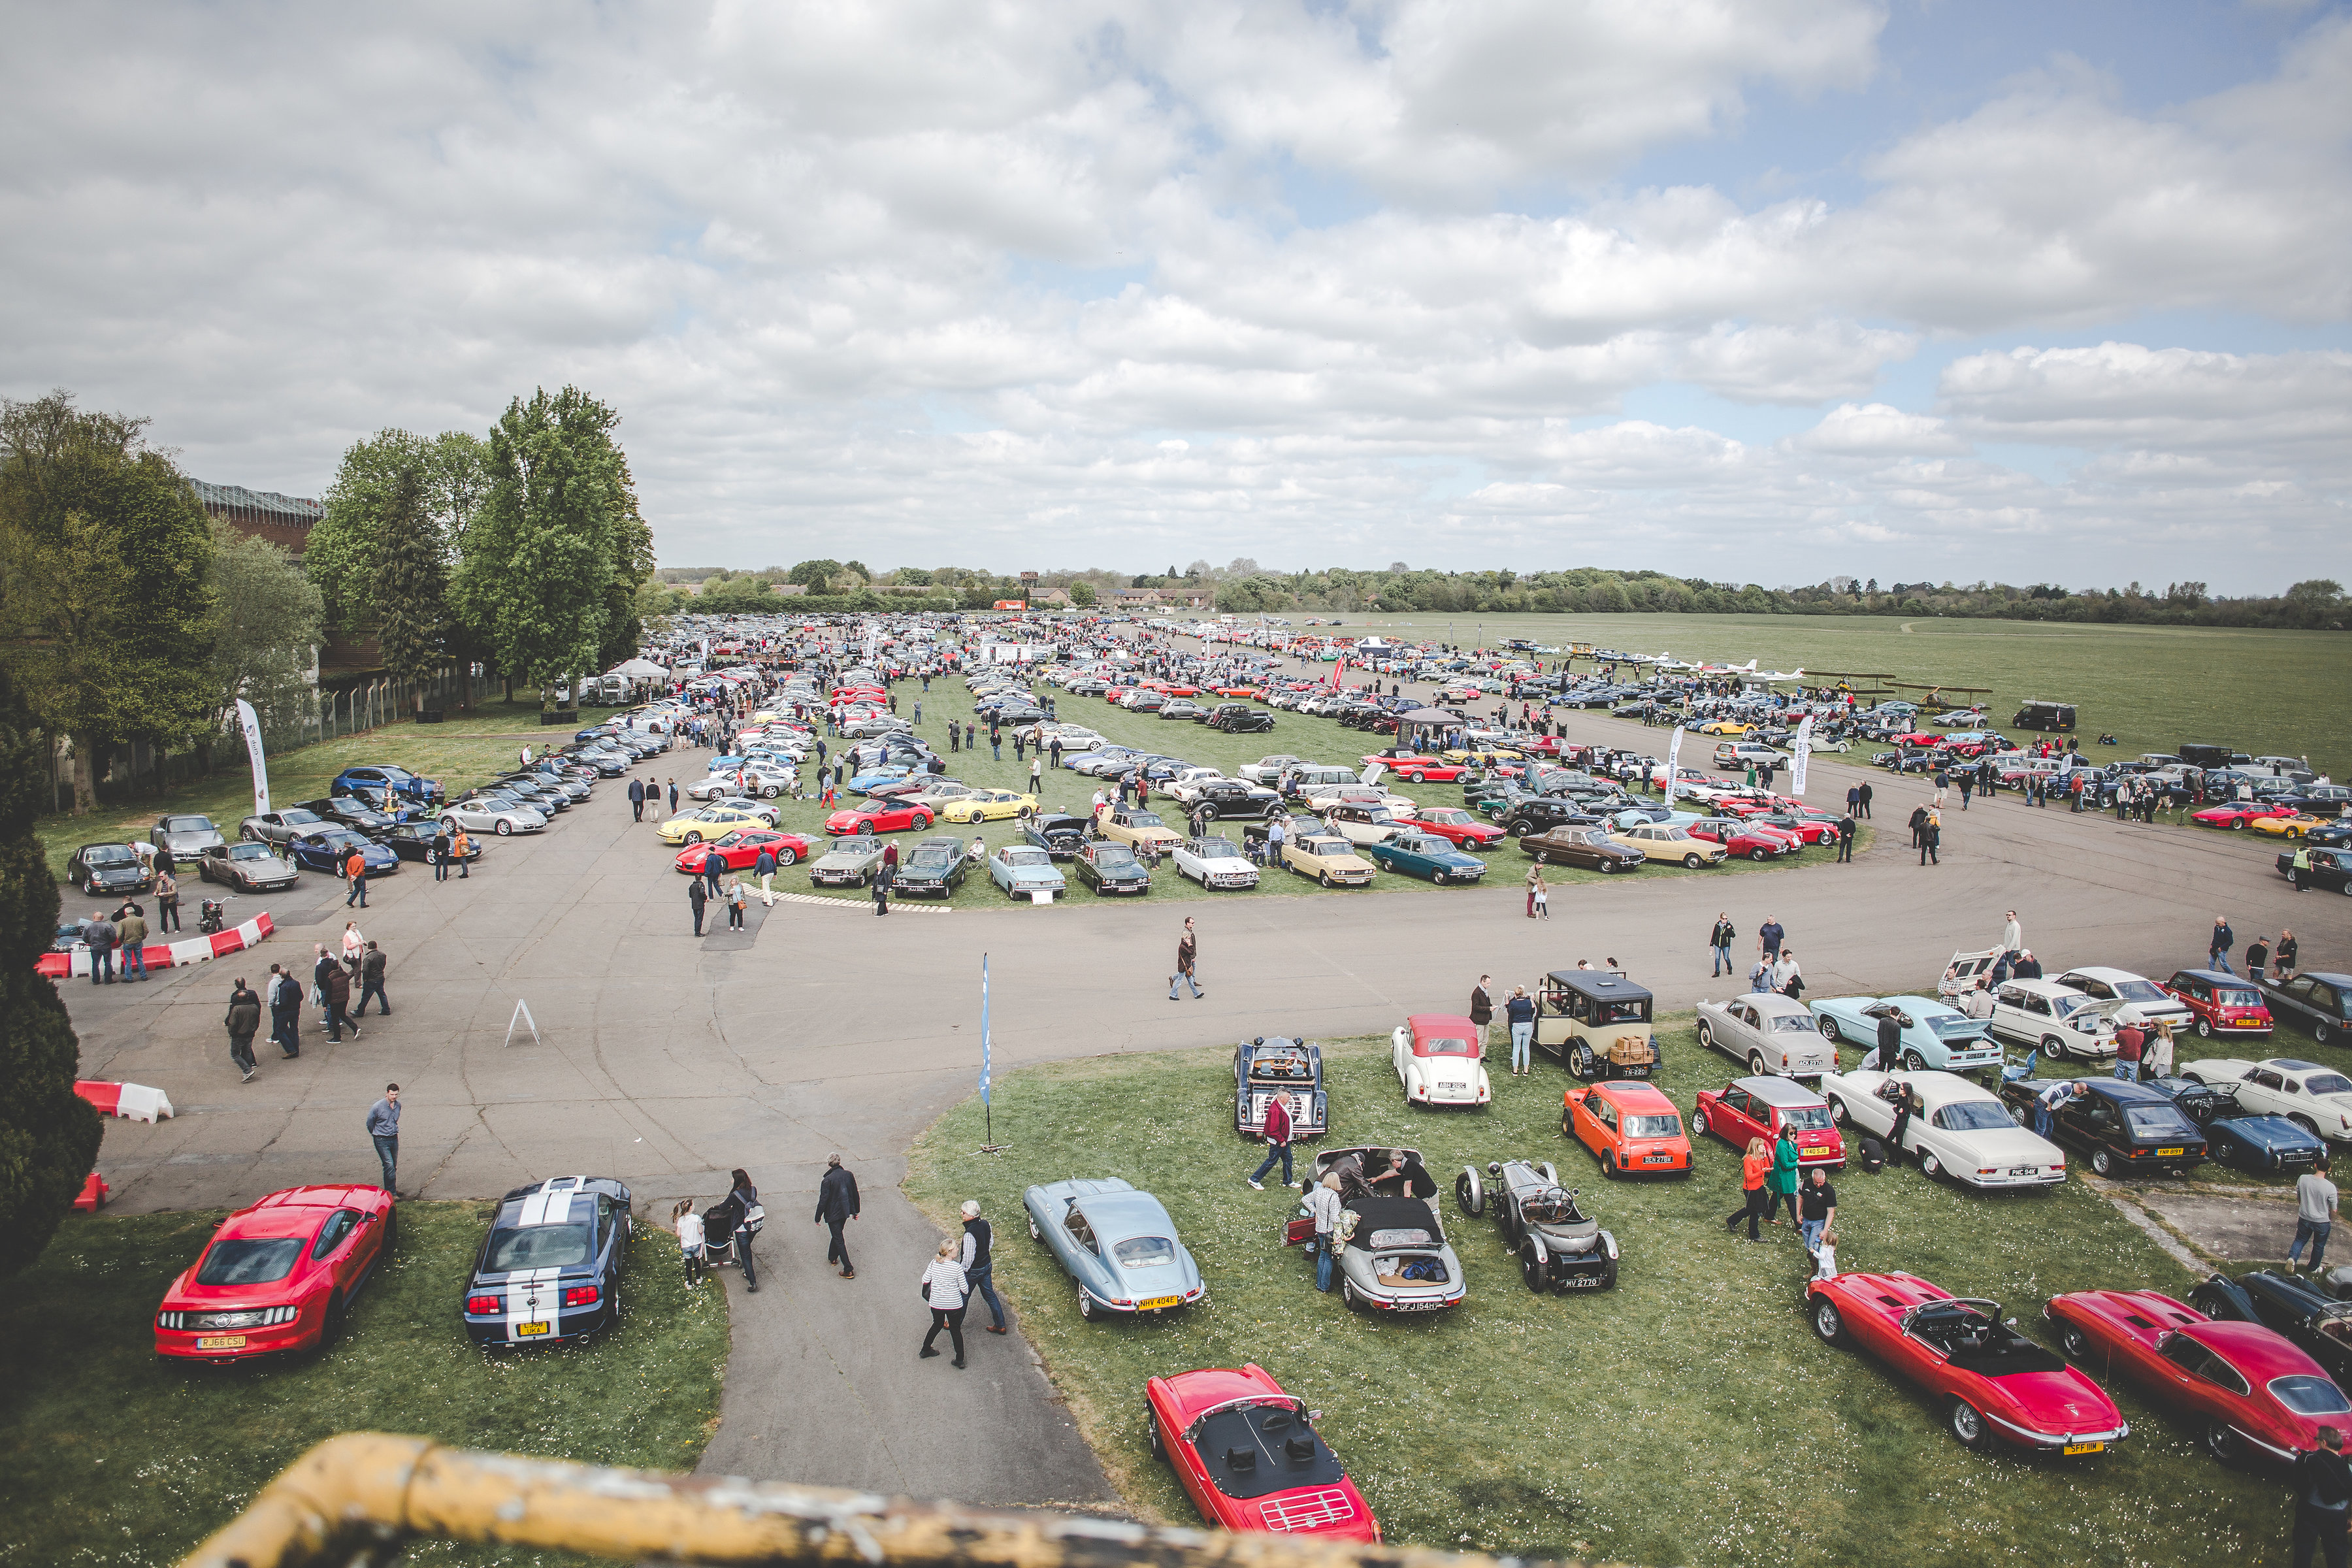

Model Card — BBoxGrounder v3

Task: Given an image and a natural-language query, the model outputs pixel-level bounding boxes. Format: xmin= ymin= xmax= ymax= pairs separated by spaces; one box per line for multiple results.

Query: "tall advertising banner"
xmin=1791 ymin=713 xmax=1814 ymax=798
xmin=235 ymin=698 xmax=270 ymax=815
xmin=1665 ymin=725 xmax=1683 ymax=801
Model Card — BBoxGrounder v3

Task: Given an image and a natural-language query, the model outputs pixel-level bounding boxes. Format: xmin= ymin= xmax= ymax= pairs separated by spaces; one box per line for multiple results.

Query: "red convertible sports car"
xmin=1399 ymin=808 xmax=1506 ymax=849
xmin=154 ymin=1184 xmax=397 ymax=1361
xmin=1685 ymin=817 xmax=1799 ymax=860
xmin=1145 ymin=1364 xmax=1380 ymax=1541
xmin=1362 ymin=752 xmax=1467 ymax=783
xmin=824 ymin=798 xmax=937 ymax=836
xmin=1808 ymin=1271 xmax=2129 ymax=1454
xmin=2045 ymin=1288 xmax=2350 ymax=1464
xmin=674 ymin=828 xmax=819 ymax=875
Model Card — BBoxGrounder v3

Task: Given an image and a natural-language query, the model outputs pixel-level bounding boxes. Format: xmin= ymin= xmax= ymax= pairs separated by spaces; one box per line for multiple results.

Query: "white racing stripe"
xmin=502 ymin=1266 xmax=564 ymax=1341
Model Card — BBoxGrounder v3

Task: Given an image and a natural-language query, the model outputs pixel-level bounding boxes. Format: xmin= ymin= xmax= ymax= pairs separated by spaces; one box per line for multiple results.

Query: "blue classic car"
xmin=846 ymin=764 xmax=918 ymax=795
xmin=2145 ymin=1076 xmax=2327 ymax=1175
xmin=286 ymin=826 xmax=400 ymax=877
xmin=1810 ymin=994 xmax=2002 ymax=1073
xmin=1360 ymin=829 xmax=1488 ymax=885
xmin=1235 ymin=1037 xmax=1329 ymax=1139
xmin=1020 ymin=1178 xmax=1205 ymax=1320
xmin=988 ymin=844 xmax=1066 ymax=900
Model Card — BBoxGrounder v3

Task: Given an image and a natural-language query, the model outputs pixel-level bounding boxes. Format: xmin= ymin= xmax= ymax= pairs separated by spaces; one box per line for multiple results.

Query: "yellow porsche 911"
xmin=1697 ymin=720 xmax=1754 ymax=737
xmin=1441 ymin=746 xmax=1524 ymax=764
xmin=939 ymin=789 xmax=1039 ymax=824
xmin=657 ymin=802 xmax=777 ymax=843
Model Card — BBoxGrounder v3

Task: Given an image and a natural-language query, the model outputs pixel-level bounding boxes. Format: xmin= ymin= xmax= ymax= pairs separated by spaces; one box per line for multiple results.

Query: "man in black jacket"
xmin=688 ymin=877 xmax=708 ymax=936
xmin=816 ymin=1154 xmax=860 ymax=1279
xmin=357 ymin=941 xmax=390 ymax=1017
xmin=628 ymin=775 xmax=646 ymax=821
xmin=1873 ymin=1010 xmax=1903 ymax=1073
xmin=2293 ymin=1426 xmax=2351 ymax=1568
xmin=960 ymin=1200 xmax=1006 ymax=1334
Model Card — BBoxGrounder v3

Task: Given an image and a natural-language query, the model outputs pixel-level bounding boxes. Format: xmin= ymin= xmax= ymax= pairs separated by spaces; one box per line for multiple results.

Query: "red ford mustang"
xmin=674 ymin=828 xmax=818 ymax=875
xmin=1145 ymin=1364 xmax=1380 ymax=1541
xmin=824 ymin=798 xmax=936 ymax=836
xmin=1808 ymin=1271 xmax=2129 ymax=1453
xmin=2044 ymin=1288 xmax=2349 ymax=1465
xmin=155 ymin=1185 xmax=397 ymax=1361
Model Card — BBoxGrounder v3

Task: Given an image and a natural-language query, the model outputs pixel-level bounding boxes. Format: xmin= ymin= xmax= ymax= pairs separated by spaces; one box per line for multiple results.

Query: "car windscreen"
xmin=906 ymin=851 xmax=956 ymax=871
xmin=166 ymin=817 xmax=214 ymax=832
xmin=1111 ymin=1236 xmax=1176 ymax=1268
xmin=316 ymin=830 xmax=367 ymax=848
xmin=1933 ymin=1102 xmax=2014 ymax=1132
xmin=1092 ymin=846 xmax=1137 ymax=868
xmin=1769 ymin=1015 xmax=1815 ymax=1034
xmin=484 ymin=1224 xmax=593 ymax=1271
xmin=226 ymin=843 xmax=272 ymax=860
xmin=1778 ymin=1105 xmax=1834 ymax=1132
xmin=84 ymin=845 xmax=136 ymax=863
xmin=1194 ymin=839 xmax=1244 ymax=858
xmin=1930 ymin=1017 xmax=1987 ymax=1037
xmin=1002 ymin=848 xmax=1049 ymax=866
xmin=1126 ymin=811 xmax=1165 ymax=827
xmin=2272 ymin=1375 xmax=2352 ymax=1416
xmin=2307 ymin=1073 xmax=2352 ymax=1096
xmin=1595 ymin=999 xmax=1648 ymax=1024
xmin=2102 ymin=979 xmax=2169 ymax=1002
xmin=1624 ymin=1114 xmax=1682 ymax=1139
xmin=1419 ymin=1036 xmax=1475 ymax=1056
xmin=2213 ymin=988 xmax=2263 ymax=1008
xmin=197 ymin=1237 xmax=304 ymax=1285
xmin=281 ymin=809 xmax=322 ymax=824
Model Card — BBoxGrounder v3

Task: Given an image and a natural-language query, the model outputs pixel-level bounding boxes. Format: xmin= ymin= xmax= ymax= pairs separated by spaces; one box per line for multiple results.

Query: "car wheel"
xmin=241 ymin=826 xmax=259 ymax=841
xmin=2089 ymin=1147 xmax=2114 ymax=1177
xmin=1819 ymin=1017 xmax=1843 ymax=1043
xmin=776 ymin=847 xmax=798 ymax=866
xmin=1828 ymin=1098 xmax=1850 ymax=1127
xmin=857 ymin=824 xmax=873 ymax=836
xmin=2293 ymin=1115 xmax=2324 ymax=1142
xmin=1692 ymin=1106 xmax=1711 ymax=1139
xmin=1750 ymin=848 xmax=1770 ymax=862
xmin=1509 ymin=821 xmax=1531 ymax=837
xmin=1319 ymin=872 xmax=1334 ymax=888
xmin=1600 ymin=1151 xmax=1622 ymax=1180
xmin=2195 ymin=1016 xmax=2213 ymax=1039
xmin=1682 ymin=853 xmax=1703 ymax=868
xmin=1948 ymin=1399 xmax=1991 ymax=1451
xmin=1920 ymin=1151 xmax=1944 ymax=1180
xmin=1077 ymin=1290 xmax=1095 ymax=1320
xmin=319 ymin=1290 xmax=347 ymax=1351
xmin=1698 ymin=1021 xmax=1716 ymax=1051
xmin=761 ymin=786 xmax=779 ymax=798
xmin=1812 ymin=1297 xmax=1846 ymax=1347
xmin=1341 ymin=1279 xmax=1362 ymax=1312
xmin=2198 ymin=1416 xmax=2246 ymax=1463
xmin=2182 ymin=1073 xmax=2206 ymax=1085
xmin=1429 ymin=870 xmax=1445 ymax=885
xmin=1027 ymin=1212 xmax=1040 ymax=1240
xmin=1147 ymin=1403 xmax=1168 ymax=1463
xmin=2319 ymin=1020 xmax=2338 ymax=1045
xmin=2057 ymin=1322 xmax=2090 ymax=1360
xmin=1520 ymin=1240 xmax=1549 ymax=1294
xmin=1901 ymin=1050 xmax=1927 ymax=1071
xmin=914 ymin=813 xmax=932 ymax=828
xmin=496 ymin=820 xmax=513 ymax=836
xmin=2042 ymin=1036 xmax=2064 ymax=1063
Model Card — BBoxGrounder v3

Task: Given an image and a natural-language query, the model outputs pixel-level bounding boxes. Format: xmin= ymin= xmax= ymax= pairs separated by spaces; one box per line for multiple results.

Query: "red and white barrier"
xmin=74 ymin=1081 xmax=174 ymax=1122
xmin=39 ymin=912 xmax=275 ymax=980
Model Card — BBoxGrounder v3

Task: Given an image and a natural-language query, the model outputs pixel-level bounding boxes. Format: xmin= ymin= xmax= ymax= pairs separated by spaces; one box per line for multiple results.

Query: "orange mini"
xmin=1563 ymin=1081 xmax=1693 ymax=1179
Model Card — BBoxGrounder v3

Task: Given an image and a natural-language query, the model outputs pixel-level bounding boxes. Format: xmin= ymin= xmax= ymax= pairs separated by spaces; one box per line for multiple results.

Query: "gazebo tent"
xmin=1392 ymin=707 xmax=1462 ymax=751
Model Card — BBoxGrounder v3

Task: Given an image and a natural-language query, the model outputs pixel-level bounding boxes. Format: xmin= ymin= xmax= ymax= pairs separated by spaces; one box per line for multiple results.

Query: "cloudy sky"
xmin=6 ymin=1 xmax=2349 ymax=592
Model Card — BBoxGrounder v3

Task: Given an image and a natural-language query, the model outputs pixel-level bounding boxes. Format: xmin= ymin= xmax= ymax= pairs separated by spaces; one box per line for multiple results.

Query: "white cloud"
xmin=1794 ymin=403 xmax=1969 ymax=457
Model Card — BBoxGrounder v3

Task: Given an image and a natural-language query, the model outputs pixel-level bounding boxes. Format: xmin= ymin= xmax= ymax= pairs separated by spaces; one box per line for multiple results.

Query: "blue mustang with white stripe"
xmin=461 ymin=1175 xmax=632 ymax=1347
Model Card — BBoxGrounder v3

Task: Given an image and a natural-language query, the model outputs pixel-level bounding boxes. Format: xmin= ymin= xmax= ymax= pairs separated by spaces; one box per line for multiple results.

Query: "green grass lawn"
xmin=37 ymin=695 xmax=636 ymax=882
xmin=0 ymin=1201 xmax=727 ymax=1567
xmin=752 ymin=681 xmax=1863 ymax=909
xmin=906 ymin=1027 xmax=2292 ymax=1568
xmin=1339 ymin=610 xmax=2351 ymax=781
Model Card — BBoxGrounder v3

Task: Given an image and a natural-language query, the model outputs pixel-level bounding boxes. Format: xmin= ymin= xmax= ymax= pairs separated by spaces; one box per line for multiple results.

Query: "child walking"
xmin=673 ymin=1198 xmax=706 ymax=1286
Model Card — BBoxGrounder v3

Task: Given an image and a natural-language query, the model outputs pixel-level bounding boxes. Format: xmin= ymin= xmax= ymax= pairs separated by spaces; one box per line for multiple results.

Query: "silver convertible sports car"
xmin=1309 ymin=1146 xmax=1465 ymax=1316
xmin=1021 ymin=1178 xmax=1205 ymax=1320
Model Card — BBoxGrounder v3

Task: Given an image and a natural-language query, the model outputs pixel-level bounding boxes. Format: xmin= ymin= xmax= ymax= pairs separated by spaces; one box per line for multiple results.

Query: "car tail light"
xmin=156 ymin=1310 xmax=186 ymax=1330
xmin=466 ymin=1294 xmax=502 ymax=1315
xmin=563 ymin=1285 xmax=600 ymax=1309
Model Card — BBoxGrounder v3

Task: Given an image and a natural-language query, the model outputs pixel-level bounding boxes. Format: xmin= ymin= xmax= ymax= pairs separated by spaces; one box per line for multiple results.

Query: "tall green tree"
xmin=0 ymin=660 xmax=100 ymax=1275
xmin=455 ymin=387 xmax=633 ymax=713
xmin=595 ymin=453 xmax=655 ymax=674
xmin=0 ymin=392 xmax=215 ymax=813
xmin=204 ymin=521 xmax=323 ymax=752
xmin=314 ymin=429 xmax=482 ymax=709
xmin=373 ymin=462 xmax=449 ymax=715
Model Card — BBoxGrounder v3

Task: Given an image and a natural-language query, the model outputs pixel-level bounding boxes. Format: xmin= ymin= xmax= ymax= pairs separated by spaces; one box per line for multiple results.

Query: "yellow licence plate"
xmin=516 ymin=1322 xmax=552 ymax=1336
xmin=2157 ymin=1148 xmax=2185 ymax=1158
xmin=2063 ymin=1441 xmax=2105 ymax=1456
xmin=195 ymin=1335 xmax=246 ymax=1350
xmin=1139 ymin=1295 xmax=1182 ymax=1311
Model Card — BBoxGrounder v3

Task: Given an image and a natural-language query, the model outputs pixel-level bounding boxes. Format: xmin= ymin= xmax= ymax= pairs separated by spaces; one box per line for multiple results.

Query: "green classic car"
xmin=1361 ymin=829 xmax=1488 ymax=885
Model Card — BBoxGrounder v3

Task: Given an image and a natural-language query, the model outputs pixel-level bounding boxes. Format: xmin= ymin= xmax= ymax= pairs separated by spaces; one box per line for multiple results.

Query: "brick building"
xmin=194 ymin=477 xmax=378 ymax=674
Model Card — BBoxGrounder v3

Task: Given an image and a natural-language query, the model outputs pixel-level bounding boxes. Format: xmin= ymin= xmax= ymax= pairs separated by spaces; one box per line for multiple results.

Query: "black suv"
xmin=1498 ymin=797 xmax=1603 ymax=838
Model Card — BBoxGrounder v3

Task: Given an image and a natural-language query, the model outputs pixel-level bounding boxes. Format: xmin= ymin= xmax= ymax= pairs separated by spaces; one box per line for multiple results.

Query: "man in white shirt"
xmin=2293 ymin=1158 xmax=2340 ymax=1273
xmin=2001 ymin=911 xmax=2023 ymax=957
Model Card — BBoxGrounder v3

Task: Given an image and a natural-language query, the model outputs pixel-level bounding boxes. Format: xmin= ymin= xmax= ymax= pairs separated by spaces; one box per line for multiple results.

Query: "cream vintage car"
xmin=1281 ymin=832 xmax=1375 ymax=887
xmin=1321 ymin=802 xmax=1410 ymax=846
xmin=1095 ymin=806 xmax=1186 ymax=854
xmin=1606 ymin=821 xmax=1729 ymax=869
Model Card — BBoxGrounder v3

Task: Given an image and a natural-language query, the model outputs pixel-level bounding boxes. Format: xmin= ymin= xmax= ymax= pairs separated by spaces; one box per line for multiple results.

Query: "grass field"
xmin=737 ymin=679 xmax=1864 ymax=910
xmin=35 ymin=695 xmax=636 ymax=882
xmin=905 ymin=1026 xmax=2297 ymax=1568
xmin=1333 ymin=611 xmax=2351 ymax=781
xmin=0 ymin=1201 xmax=727 ymax=1567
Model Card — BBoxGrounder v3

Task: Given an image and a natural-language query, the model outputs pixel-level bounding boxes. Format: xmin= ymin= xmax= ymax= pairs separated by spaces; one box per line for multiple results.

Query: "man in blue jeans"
xmin=960 ymin=1201 xmax=1007 ymax=1335
xmin=2293 ymin=1158 xmax=2339 ymax=1273
xmin=367 ymin=1083 xmax=402 ymax=1196
xmin=1304 ymin=1173 xmax=1341 ymax=1292
xmin=1506 ymin=986 xmax=1537 ymax=1075
xmin=1248 ymin=1092 xmax=1294 ymax=1189
xmin=1709 ymin=913 xmax=1735 ymax=978
xmin=2210 ymin=914 xmax=2236 ymax=975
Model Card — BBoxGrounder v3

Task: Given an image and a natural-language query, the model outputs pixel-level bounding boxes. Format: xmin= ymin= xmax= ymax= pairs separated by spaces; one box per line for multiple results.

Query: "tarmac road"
xmin=56 ymin=677 xmax=2348 ymax=1509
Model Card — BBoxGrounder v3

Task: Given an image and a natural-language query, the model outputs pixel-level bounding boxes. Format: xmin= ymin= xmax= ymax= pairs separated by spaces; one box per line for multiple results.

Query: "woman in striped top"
xmin=919 ymin=1239 xmax=970 ymax=1369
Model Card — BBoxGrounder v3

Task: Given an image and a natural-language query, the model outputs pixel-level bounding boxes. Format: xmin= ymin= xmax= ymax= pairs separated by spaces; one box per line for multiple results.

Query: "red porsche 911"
xmin=823 ymin=798 xmax=936 ymax=836
xmin=154 ymin=1185 xmax=397 ymax=1361
xmin=1145 ymin=1364 xmax=1380 ymax=1541
xmin=1810 ymin=1271 xmax=2129 ymax=1454
xmin=673 ymin=828 xmax=819 ymax=875
xmin=2045 ymin=1288 xmax=2349 ymax=1464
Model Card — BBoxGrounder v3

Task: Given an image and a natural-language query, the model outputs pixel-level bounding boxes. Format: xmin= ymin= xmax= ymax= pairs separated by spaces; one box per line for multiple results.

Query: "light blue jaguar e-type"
xmin=1021 ymin=1177 xmax=1205 ymax=1320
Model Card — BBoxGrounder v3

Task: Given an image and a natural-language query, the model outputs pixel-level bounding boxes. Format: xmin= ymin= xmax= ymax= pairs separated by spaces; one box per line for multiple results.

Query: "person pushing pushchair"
xmin=700 ymin=1168 xmax=766 ymax=1292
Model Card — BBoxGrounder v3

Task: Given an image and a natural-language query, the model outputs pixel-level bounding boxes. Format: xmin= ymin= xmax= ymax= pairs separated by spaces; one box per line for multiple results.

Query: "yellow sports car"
xmin=1441 ymin=747 xmax=1524 ymax=764
xmin=2253 ymin=812 xmax=2331 ymax=839
xmin=657 ymin=802 xmax=776 ymax=843
xmin=1697 ymin=720 xmax=1754 ymax=737
xmin=1281 ymin=832 xmax=1375 ymax=887
xmin=1607 ymin=822 xmax=1729 ymax=868
xmin=940 ymin=789 xmax=1039 ymax=824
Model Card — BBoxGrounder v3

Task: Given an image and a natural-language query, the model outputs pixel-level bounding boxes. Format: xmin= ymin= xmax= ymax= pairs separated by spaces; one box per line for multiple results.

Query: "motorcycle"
xmin=197 ymin=898 xmax=227 ymax=935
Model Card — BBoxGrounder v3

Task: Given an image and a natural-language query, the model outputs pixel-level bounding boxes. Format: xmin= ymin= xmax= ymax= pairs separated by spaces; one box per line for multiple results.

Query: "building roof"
xmin=189 ymin=479 xmax=323 ymax=522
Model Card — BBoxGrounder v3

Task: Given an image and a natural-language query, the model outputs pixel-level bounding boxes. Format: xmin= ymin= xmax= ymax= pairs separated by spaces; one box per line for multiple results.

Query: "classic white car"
xmin=1989 ymin=979 xmax=2117 ymax=1060
xmin=1392 ymin=1015 xmax=1493 ymax=1109
xmin=1162 ymin=768 xmax=1232 ymax=805
xmin=2051 ymin=966 xmax=2194 ymax=1032
xmin=1170 ymin=834 xmax=1259 ymax=890
xmin=1817 ymin=1068 xmax=2067 ymax=1188
xmin=1237 ymin=755 xmax=1305 ymax=785
xmin=1694 ymin=992 xmax=1836 ymax=1079
xmin=1296 ymin=782 xmax=1417 ymax=815
xmin=1321 ymin=803 xmax=1410 ymax=846
xmin=2179 ymin=1058 xmax=2352 ymax=1143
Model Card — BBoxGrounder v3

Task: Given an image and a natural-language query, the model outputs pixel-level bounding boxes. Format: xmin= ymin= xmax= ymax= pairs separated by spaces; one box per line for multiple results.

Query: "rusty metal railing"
xmin=180 ymin=1433 xmax=1610 ymax=1568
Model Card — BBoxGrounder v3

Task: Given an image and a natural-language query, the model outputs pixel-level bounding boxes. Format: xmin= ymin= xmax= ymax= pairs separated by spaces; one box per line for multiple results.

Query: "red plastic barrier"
xmin=72 ymin=1173 xmax=109 ymax=1212
xmin=73 ymin=1081 xmax=123 ymax=1116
